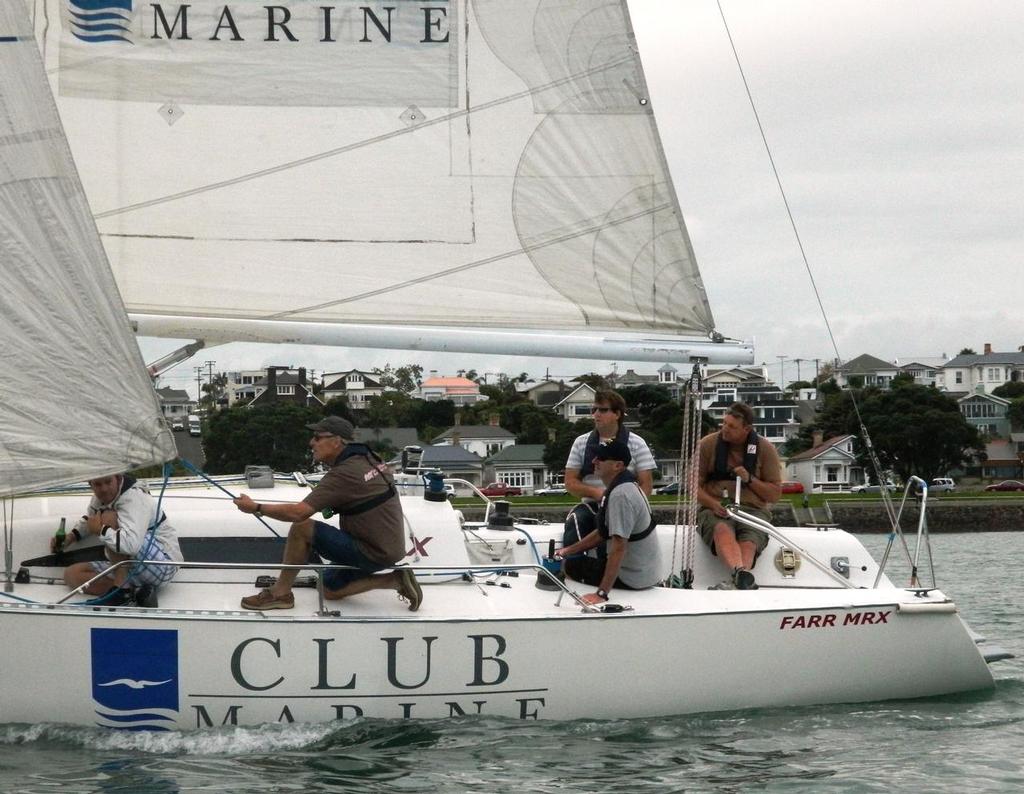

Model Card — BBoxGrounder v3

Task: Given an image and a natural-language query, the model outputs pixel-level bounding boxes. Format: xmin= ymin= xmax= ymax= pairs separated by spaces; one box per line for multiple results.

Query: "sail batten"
xmin=31 ymin=0 xmax=726 ymax=344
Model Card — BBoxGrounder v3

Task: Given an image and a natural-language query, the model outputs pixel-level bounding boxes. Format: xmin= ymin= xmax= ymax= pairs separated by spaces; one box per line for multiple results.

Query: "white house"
xmin=785 ymin=434 xmax=863 ymax=493
xmin=485 ymin=444 xmax=548 ymax=493
xmin=551 ymin=383 xmax=597 ymax=422
xmin=937 ymin=344 xmax=1024 ymax=393
xmin=431 ymin=422 xmax=516 ymax=459
xmin=322 ymin=369 xmax=385 ymax=409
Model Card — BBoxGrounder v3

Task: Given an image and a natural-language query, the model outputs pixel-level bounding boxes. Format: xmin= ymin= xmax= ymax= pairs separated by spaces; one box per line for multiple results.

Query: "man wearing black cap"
xmin=234 ymin=415 xmax=421 ymax=611
xmin=554 ymin=439 xmax=662 ymax=605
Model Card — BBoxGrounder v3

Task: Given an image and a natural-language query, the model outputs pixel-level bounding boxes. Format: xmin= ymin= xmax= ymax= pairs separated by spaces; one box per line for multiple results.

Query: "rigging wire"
xmin=716 ymin=1 xmax=908 ymax=554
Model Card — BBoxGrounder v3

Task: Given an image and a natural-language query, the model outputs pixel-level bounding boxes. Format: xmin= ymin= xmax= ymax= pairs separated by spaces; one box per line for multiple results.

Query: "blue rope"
xmin=179 ymin=458 xmax=282 ymax=538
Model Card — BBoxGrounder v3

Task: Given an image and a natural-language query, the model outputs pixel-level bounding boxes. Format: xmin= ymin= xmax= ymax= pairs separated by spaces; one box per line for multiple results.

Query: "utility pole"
xmin=194 ymin=366 xmax=203 ymax=405
xmin=203 ymin=360 xmax=216 ymax=411
xmin=776 ymin=355 xmax=787 ymax=390
xmin=793 ymin=358 xmax=804 ymax=383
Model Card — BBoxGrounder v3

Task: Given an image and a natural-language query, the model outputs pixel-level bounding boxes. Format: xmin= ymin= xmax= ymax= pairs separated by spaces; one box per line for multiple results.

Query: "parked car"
xmin=930 ymin=477 xmax=956 ymax=493
xmin=850 ymin=482 xmax=898 ymax=494
xmin=984 ymin=480 xmax=1024 ymax=492
xmin=655 ymin=481 xmax=681 ymax=495
xmin=781 ymin=481 xmax=804 ymax=494
xmin=479 ymin=482 xmax=523 ymax=497
xmin=442 ymin=484 xmax=456 ymax=499
xmin=534 ymin=485 xmax=568 ymax=496
xmin=171 ymin=419 xmax=184 ymax=432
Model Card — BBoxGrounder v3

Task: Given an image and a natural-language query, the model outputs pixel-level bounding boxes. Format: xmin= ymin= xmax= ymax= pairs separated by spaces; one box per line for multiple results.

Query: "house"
xmin=418 ymin=374 xmax=486 ymax=405
xmin=834 ymin=354 xmax=898 ymax=389
xmin=485 ymin=444 xmax=548 ymax=494
xmin=419 ymin=444 xmax=485 ymax=486
xmin=957 ymin=392 xmax=1012 ymax=439
xmin=785 ymin=433 xmax=864 ymax=493
xmin=971 ymin=438 xmax=1024 ymax=480
xmin=704 ymin=365 xmax=769 ymax=388
xmin=606 ymin=364 xmax=683 ymax=400
xmin=895 ymin=357 xmax=946 ymax=387
xmin=518 ymin=380 xmax=572 ymax=409
xmin=703 ymin=381 xmax=799 ymax=445
xmin=248 ymin=367 xmax=324 ymax=408
xmin=551 ymin=383 xmax=597 ymax=422
xmin=937 ymin=344 xmax=1024 ymax=393
xmin=155 ymin=387 xmax=193 ymax=421
xmin=431 ymin=421 xmax=516 ymax=459
xmin=226 ymin=369 xmax=266 ymax=406
xmin=322 ymin=369 xmax=385 ymax=409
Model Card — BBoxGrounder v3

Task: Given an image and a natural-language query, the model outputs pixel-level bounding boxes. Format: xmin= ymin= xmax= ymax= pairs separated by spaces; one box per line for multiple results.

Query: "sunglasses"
xmin=590 ymin=406 xmax=613 ymax=414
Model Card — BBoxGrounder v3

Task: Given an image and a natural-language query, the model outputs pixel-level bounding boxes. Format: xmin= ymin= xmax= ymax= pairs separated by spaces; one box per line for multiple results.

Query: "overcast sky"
xmin=145 ymin=0 xmax=1024 ymax=396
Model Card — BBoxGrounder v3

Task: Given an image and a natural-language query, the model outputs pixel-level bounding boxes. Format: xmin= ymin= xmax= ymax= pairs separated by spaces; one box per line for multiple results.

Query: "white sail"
xmin=0 ymin=0 xmax=175 ymax=496
xmin=30 ymin=0 xmax=737 ymax=358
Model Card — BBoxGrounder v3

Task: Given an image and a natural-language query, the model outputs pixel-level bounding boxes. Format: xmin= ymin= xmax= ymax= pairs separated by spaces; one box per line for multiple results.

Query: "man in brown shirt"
xmin=234 ymin=416 xmax=420 ymax=611
xmin=696 ymin=402 xmax=782 ymax=590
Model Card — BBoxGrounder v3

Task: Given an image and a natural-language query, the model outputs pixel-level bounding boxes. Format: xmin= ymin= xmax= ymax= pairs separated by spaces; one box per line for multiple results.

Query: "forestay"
xmin=30 ymin=0 xmax=718 ymax=342
xmin=0 ymin=1 xmax=175 ymax=496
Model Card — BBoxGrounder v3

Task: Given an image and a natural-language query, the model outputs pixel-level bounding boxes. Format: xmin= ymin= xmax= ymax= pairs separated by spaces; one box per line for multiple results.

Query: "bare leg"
xmin=738 ymin=540 xmax=758 ymax=571
xmin=711 ymin=523 xmax=744 ymax=571
xmin=269 ymin=519 xmax=316 ymax=597
xmin=64 ymin=562 xmax=127 ymax=594
xmin=323 ymin=571 xmax=402 ymax=601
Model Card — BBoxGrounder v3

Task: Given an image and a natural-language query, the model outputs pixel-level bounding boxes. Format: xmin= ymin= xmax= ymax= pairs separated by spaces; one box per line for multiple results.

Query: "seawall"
xmin=458 ymin=501 xmax=1024 ymax=532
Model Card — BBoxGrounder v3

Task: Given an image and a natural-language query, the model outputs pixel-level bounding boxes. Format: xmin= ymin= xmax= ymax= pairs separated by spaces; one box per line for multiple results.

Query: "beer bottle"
xmin=54 ymin=517 xmax=67 ymax=553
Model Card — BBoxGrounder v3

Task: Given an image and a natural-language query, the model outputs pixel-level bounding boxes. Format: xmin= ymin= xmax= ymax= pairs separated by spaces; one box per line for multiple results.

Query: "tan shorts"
xmin=697 ymin=506 xmax=771 ymax=556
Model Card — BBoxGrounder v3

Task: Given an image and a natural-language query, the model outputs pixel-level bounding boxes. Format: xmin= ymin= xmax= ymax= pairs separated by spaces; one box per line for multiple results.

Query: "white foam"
xmin=0 ymin=720 xmax=342 ymax=755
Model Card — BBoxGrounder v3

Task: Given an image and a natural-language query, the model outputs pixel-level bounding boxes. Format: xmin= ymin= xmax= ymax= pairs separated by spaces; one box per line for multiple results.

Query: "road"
xmin=171 ymin=430 xmax=205 ymax=468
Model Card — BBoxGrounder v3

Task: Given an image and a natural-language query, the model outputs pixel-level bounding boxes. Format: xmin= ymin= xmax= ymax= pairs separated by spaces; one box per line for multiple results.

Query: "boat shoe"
xmin=732 ymin=568 xmax=758 ymax=590
xmin=241 ymin=588 xmax=295 ymax=611
xmin=396 ymin=568 xmax=423 ymax=612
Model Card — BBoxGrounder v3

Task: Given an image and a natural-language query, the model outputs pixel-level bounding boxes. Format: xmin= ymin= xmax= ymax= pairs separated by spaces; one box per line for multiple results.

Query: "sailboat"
xmin=0 ymin=0 xmax=1006 ymax=730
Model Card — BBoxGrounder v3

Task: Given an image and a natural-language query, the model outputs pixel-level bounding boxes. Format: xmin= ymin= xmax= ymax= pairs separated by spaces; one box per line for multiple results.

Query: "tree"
xmin=321 ymin=396 xmax=355 ymax=423
xmin=993 ymin=382 xmax=1024 ymax=400
xmin=573 ymin=372 xmax=608 ymax=391
xmin=372 ymin=364 xmax=423 ymax=393
xmin=787 ymin=382 xmax=982 ymax=482
xmin=1008 ymin=398 xmax=1024 ymax=432
xmin=618 ymin=384 xmax=672 ymax=424
xmin=959 ymin=347 xmax=977 ymax=355
xmin=203 ymin=403 xmax=322 ymax=474
xmin=544 ymin=419 xmax=592 ymax=471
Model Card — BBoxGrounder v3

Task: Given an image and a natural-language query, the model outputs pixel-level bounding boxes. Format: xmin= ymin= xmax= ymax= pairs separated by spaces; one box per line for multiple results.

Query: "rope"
xmin=669 ymin=364 xmax=703 ymax=588
xmin=717 ymin=1 xmax=907 ymax=564
xmin=179 ymin=458 xmax=281 ymax=538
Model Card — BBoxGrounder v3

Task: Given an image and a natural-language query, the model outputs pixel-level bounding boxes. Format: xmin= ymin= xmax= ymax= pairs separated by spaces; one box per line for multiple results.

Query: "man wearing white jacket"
xmin=54 ymin=473 xmax=183 ymax=594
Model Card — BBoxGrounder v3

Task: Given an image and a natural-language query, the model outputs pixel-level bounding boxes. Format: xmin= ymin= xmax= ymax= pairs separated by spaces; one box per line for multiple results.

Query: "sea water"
xmin=2 ymin=532 xmax=1022 ymax=793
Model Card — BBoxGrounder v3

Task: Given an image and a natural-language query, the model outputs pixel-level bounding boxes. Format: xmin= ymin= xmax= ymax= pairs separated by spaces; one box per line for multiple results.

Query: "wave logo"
xmin=68 ymin=0 xmax=133 ymax=44
xmin=91 ymin=627 xmax=179 ymax=730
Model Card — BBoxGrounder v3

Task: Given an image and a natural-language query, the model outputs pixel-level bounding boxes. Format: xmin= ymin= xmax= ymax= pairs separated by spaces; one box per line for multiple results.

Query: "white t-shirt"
xmin=604 ymin=481 xmax=662 ymax=589
xmin=565 ymin=430 xmax=657 ymax=494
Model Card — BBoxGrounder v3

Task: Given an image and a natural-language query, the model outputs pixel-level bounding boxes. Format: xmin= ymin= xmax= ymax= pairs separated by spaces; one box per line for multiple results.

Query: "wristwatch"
xmin=254 ymin=503 xmax=264 ymax=518
xmin=596 ymin=588 xmax=609 ymax=600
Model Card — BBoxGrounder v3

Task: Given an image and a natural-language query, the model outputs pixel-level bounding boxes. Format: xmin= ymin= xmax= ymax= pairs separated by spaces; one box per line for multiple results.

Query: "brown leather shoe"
xmin=396 ymin=568 xmax=422 ymax=612
xmin=241 ymin=588 xmax=295 ymax=611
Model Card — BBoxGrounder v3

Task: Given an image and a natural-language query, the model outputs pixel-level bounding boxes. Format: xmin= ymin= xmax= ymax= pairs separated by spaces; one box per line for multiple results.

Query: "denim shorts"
xmin=312 ymin=520 xmax=387 ymax=590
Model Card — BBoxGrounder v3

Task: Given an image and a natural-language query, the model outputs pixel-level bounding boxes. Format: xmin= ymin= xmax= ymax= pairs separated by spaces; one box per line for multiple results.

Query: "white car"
xmin=534 ymin=485 xmax=568 ymax=495
xmin=930 ymin=477 xmax=956 ymax=493
xmin=850 ymin=482 xmax=898 ymax=494
xmin=171 ymin=419 xmax=184 ymax=431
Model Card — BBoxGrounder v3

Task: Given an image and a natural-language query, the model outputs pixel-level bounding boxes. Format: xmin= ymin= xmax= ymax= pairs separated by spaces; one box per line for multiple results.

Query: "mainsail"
xmin=0 ymin=0 xmax=175 ymax=496
xmin=31 ymin=0 xmax=751 ymax=363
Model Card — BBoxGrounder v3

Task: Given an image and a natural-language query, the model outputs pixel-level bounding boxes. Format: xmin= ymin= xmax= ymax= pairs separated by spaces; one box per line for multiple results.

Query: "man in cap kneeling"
xmin=234 ymin=416 xmax=421 ymax=611
xmin=555 ymin=439 xmax=663 ymax=605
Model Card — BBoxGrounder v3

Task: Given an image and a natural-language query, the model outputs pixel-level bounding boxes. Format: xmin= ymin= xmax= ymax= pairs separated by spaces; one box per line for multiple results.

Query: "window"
xmin=499 ymin=470 xmax=533 ymax=488
xmin=277 ymin=385 xmax=294 ymax=395
xmin=573 ymin=404 xmax=591 ymax=416
xmin=955 ymin=371 xmax=963 ymax=384
xmin=987 ymin=368 xmax=1001 ymax=381
xmin=486 ymin=442 xmax=503 ymax=456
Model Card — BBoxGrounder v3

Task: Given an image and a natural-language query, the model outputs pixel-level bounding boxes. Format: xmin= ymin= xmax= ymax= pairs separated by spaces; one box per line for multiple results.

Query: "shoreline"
xmin=458 ymin=501 xmax=1024 ymax=533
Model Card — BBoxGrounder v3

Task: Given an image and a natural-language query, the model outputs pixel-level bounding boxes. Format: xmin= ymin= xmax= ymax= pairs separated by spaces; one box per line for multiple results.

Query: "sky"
xmin=142 ymin=0 xmax=1024 ymax=397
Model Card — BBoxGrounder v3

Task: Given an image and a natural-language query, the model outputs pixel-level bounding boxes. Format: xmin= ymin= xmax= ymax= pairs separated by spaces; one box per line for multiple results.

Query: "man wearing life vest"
xmin=233 ymin=416 xmax=420 ymax=611
xmin=696 ymin=402 xmax=782 ymax=590
xmin=562 ymin=390 xmax=657 ymax=555
xmin=555 ymin=439 xmax=663 ymax=605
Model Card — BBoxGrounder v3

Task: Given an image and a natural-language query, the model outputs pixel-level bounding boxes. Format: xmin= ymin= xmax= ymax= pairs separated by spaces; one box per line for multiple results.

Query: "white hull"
xmin=0 ymin=479 xmax=996 ymax=729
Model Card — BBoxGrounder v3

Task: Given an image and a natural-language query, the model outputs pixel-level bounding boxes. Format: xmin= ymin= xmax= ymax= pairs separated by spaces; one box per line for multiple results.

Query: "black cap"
xmin=305 ymin=416 xmax=355 ymax=440
xmin=594 ymin=439 xmax=631 ymax=465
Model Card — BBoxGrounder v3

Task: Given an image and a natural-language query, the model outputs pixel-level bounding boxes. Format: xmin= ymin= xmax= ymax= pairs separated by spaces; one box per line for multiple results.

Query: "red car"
xmin=781 ymin=481 xmax=805 ymax=494
xmin=479 ymin=482 xmax=523 ymax=497
xmin=984 ymin=480 xmax=1024 ymax=492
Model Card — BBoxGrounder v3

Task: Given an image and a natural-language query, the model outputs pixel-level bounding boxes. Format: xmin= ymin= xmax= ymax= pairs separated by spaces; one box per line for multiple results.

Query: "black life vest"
xmin=596 ymin=470 xmax=656 ymax=543
xmin=580 ymin=423 xmax=631 ymax=478
xmin=711 ymin=430 xmax=760 ymax=481
xmin=327 ymin=443 xmax=398 ymax=517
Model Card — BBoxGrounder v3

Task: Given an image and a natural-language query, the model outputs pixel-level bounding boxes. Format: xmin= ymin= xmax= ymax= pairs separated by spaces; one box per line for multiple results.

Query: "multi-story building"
xmin=418 ymin=374 xmax=486 ymax=405
xmin=322 ymin=369 xmax=385 ymax=409
xmin=937 ymin=344 xmax=1024 ymax=393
